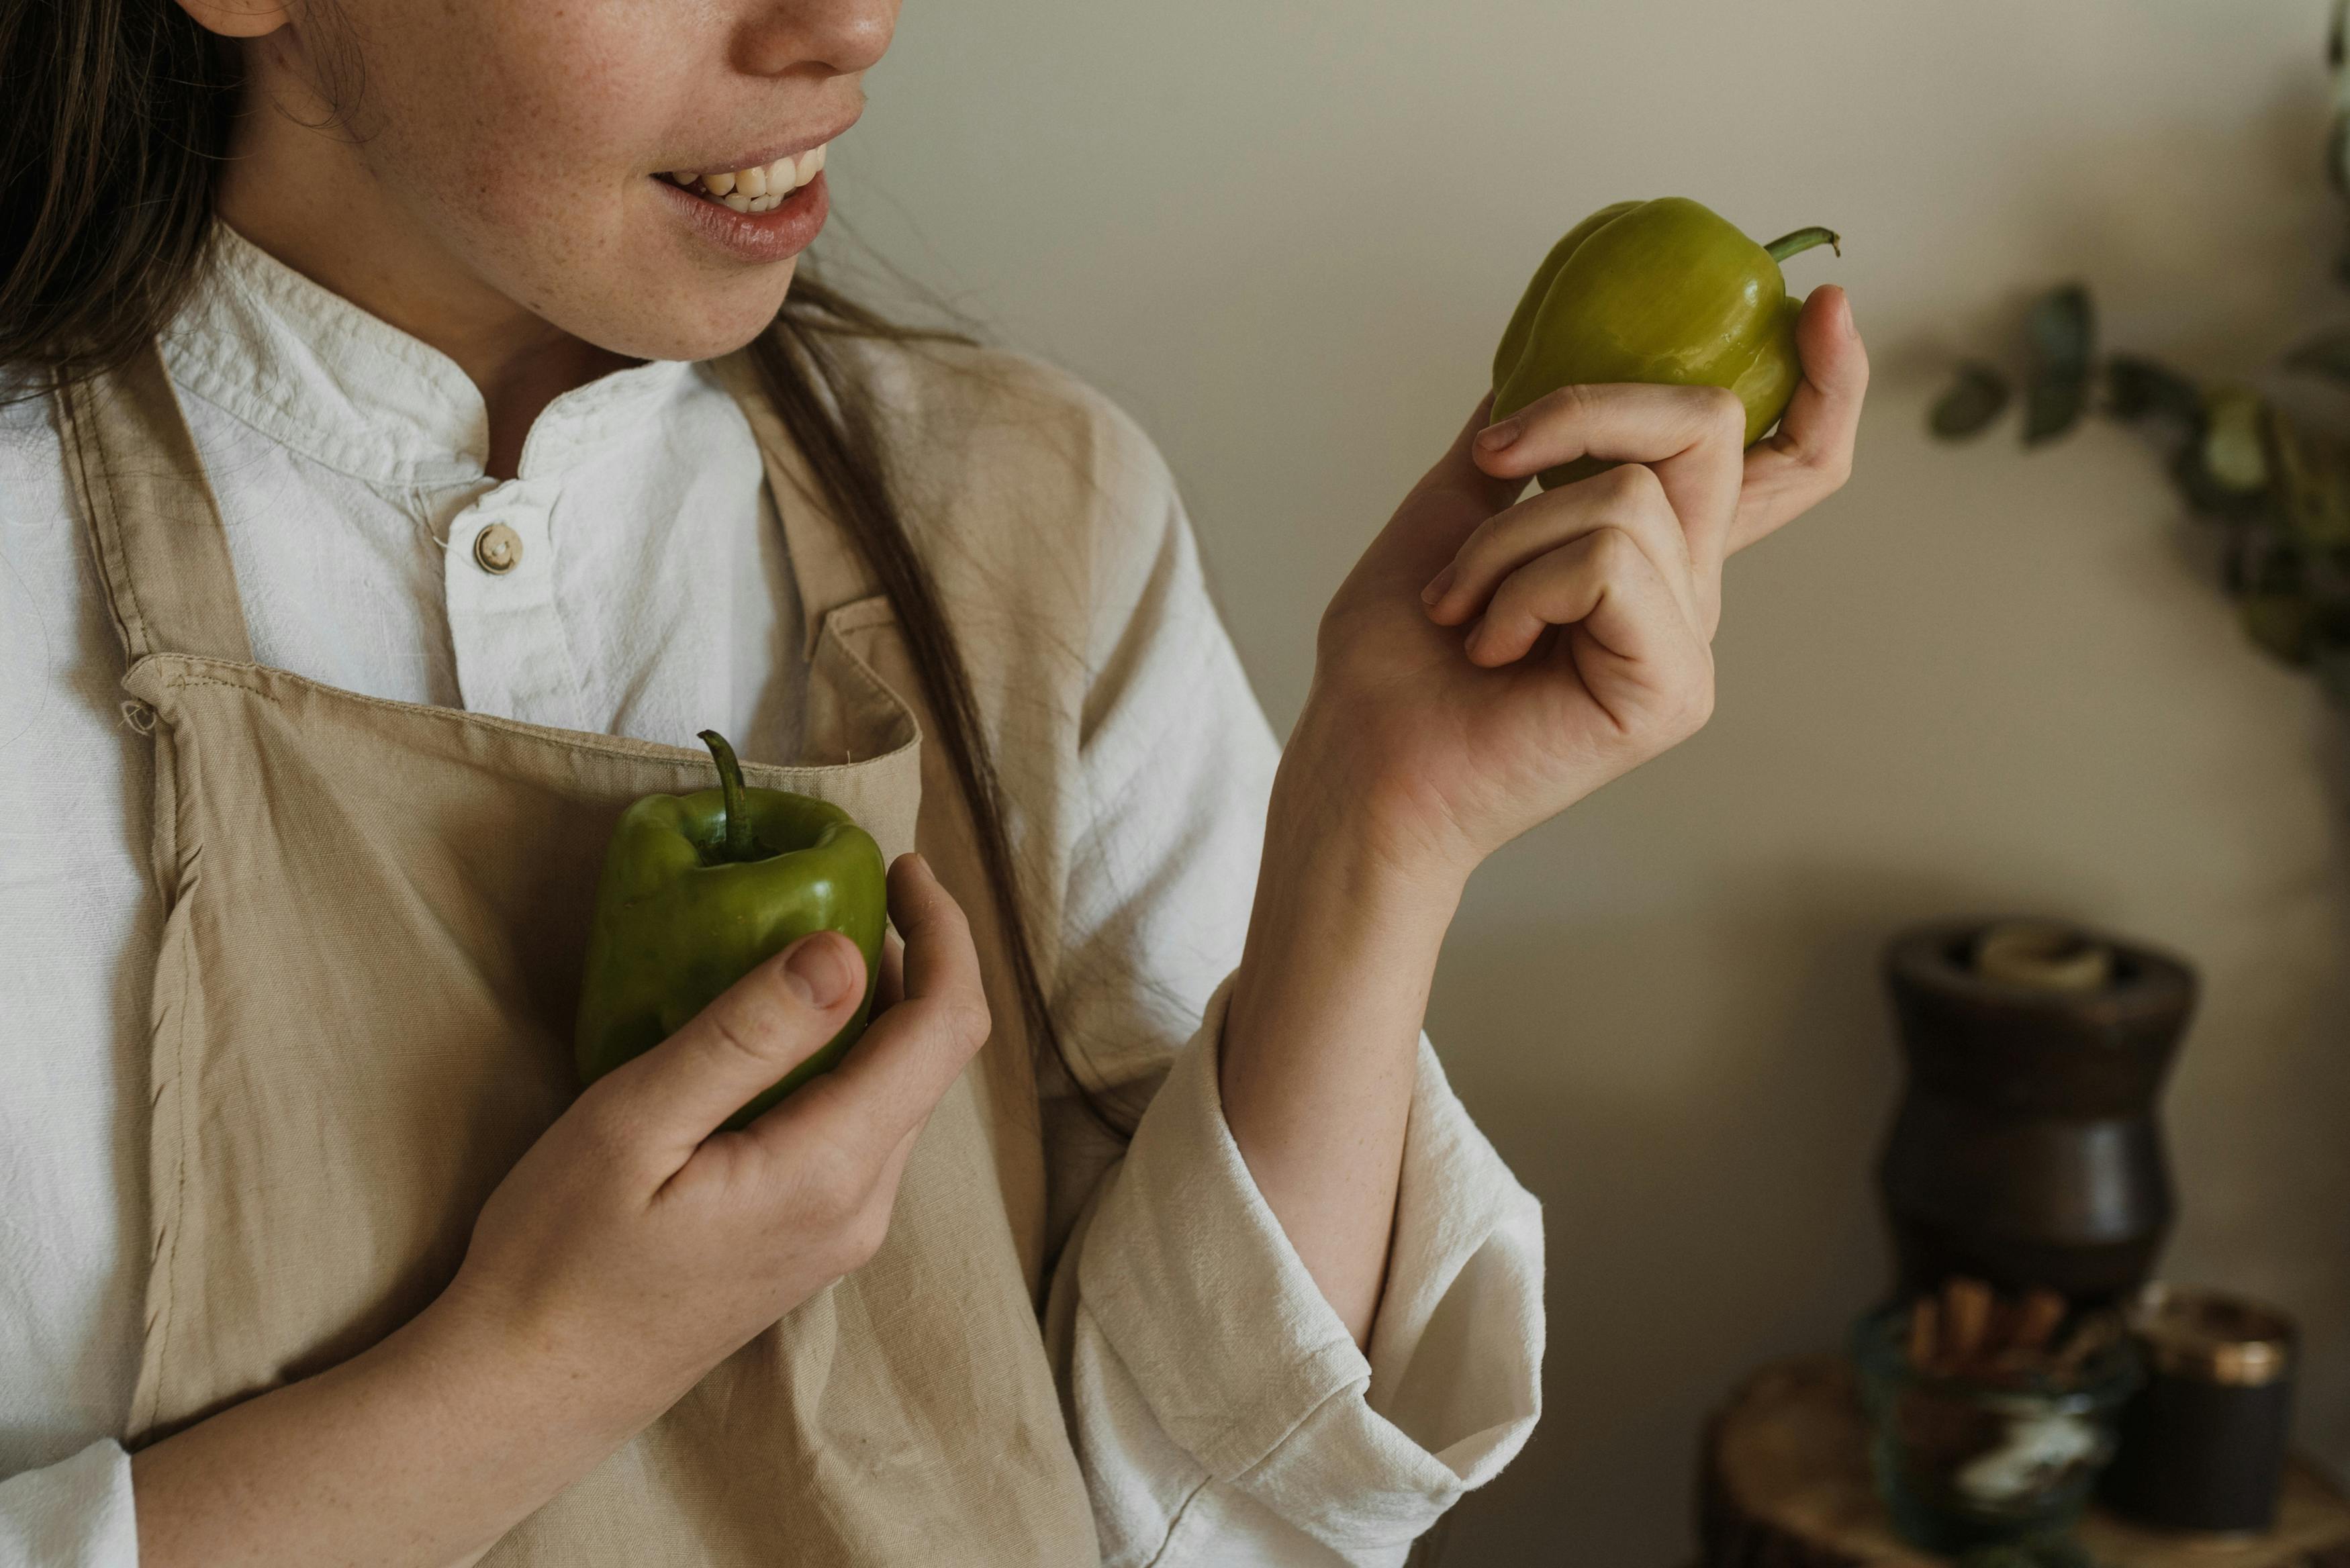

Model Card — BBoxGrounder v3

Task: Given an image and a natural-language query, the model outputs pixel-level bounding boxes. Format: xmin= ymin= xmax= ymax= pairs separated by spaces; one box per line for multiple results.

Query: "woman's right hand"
xmin=438 ymin=850 xmax=992 ymax=1434
xmin=132 ymin=852 xmax=991 ymax=1568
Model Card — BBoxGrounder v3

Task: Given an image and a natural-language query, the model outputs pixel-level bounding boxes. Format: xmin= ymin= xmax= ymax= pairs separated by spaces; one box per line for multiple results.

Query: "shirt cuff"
xmin=0 ymin=1440 xmax=138 ymax=1567
xmin=1074 ymin=977 xmax=1545 ymax=1557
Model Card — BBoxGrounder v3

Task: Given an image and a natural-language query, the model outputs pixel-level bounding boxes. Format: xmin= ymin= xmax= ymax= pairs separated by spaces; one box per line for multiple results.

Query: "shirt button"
xmin=473 ymin=522 xmax=523 ymax=575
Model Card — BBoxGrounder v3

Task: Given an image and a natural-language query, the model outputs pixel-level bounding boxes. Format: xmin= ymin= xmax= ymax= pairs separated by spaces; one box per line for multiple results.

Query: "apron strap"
xmin=58 ymin=341 xmax=256 ymax=666
xmin=712 ymin=344 xmax=881 ymax=659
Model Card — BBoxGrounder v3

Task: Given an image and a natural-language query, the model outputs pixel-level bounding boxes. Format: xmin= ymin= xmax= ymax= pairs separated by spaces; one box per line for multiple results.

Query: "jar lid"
xmin=1973 ymin=921 xmax=2114 ymax=991
xmin=2130 ymin=1283 xmax=2296 ymax=1386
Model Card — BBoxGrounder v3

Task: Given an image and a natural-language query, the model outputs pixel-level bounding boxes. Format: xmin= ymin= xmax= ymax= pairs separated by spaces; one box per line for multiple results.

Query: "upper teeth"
xmin=669 ymin=144 xmax=827 ymax=213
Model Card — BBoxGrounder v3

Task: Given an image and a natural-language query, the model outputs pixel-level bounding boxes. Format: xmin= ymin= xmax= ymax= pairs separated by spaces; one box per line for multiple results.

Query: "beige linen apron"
xmin=60 ymin=344 xmax=1100 ymax=1564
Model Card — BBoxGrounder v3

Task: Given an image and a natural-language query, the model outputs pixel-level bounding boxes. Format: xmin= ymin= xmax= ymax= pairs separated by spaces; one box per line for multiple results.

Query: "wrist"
xmin=402 ymin=1275 xmax=650 ymax=1465
xmin=1223 ymin=704 xmax=1467 ymax=1344
xmin=1270 ymin=700 xmax=1480 ymax=903
xmin=128 ymin=1276 xmax=630 ymax=1567
xmin=1240 ymin=736 xmax=1471 ymax=1034
xmin=1252 ymin=787 xmax=1466 ymax=963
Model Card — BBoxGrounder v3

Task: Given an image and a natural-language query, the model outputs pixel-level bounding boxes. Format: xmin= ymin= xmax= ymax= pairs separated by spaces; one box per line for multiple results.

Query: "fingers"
xmin=1731 ymin=285 xmax=1868 ymax=554
xmin=1471 ymin=381 xmax=1748 ymax=575
xmin=1363 ymin=392 xmax=1530 ymax=587
xmin=1418 ymin=390 xmax=1530 ymax=518
xmin=873 ymin=930 xmax=906 ymax=1014
xmin=761 ymin=853 xmax=990 ymax=1155
xmin=869 ymin=1118 xmax=926 ymax=1228
xmin=592 ymin=930 xmax=869 ymax=1164
xmin=1422 ymin=461 xmax=1710 ymax=640
xmin=1463 ymin=524 xmax=1697 ymax=671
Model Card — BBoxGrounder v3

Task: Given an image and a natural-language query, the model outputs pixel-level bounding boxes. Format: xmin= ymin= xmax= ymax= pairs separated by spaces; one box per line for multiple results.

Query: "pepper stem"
xmin=1765 ymin=226 xmax=1842 ymax=263
xmin=699 ymin=729 xmax=755 ymax=862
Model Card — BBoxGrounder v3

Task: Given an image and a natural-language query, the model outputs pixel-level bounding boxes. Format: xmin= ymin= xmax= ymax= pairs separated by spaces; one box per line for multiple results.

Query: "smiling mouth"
xmin=663 ymin=143 xmax=827 ymax=213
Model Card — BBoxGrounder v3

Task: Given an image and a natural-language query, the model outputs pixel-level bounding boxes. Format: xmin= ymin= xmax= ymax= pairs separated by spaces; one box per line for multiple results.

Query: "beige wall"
xmin=842 ymin=2 xmax=2350 ymax=1558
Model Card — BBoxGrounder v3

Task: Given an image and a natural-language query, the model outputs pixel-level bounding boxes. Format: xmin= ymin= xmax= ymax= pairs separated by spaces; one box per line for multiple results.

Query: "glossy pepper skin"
xmin=1491 ymin=197 xmax=1840 ymax=489
xmin=574 ymin=730 xmax=888 ymax=1128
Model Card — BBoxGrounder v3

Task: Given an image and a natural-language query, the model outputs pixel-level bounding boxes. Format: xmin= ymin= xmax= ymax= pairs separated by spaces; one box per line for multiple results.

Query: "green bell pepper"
xmin=573 ymin=730 xmax=888 ymax=1128
xmin=1491 ymin=196 xmax=1840 ymax=489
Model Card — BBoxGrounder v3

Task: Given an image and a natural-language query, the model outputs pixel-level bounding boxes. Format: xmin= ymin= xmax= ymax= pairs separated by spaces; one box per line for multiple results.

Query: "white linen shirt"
xmin=0 ymin=227 xmax=1542 ymax=1567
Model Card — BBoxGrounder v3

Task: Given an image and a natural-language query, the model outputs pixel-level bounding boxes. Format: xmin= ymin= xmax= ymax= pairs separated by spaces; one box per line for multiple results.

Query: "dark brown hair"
xmin=2 ymin=1 xmax=1098 ymax=1130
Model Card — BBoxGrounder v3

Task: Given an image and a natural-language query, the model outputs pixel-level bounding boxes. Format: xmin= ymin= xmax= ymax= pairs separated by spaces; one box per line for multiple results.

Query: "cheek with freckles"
xmin=340 ymin=0 xmax=798 ymax=359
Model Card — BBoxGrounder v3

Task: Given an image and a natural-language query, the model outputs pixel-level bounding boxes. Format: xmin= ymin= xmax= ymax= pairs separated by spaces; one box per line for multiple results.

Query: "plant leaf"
xmin=2249 ymin=536 xmax=2308 ymax=595
xmin=2284 ymin=325 xmax=2350 ymax=387
xmin=1929 ymin=362 xmax=2010 ymax=440
xmin=2171 ymin=443 xmax=2275 ymax=523
xmin=2265 ymin=409 xmax=2350 ymax=546
xmin=2200 ymin=386 xmax=2271 ymax=493
xmin=2105 ymin=355 xmax=2202 ymax=426
xmin=2317 ymin=638 xmax=2350 ymax=705
xmin=2022 ymin=285 xmax=2096 ymax=444
xmin=2025 ymin=375 xmax=2092 ymax=445
xmin=2241 ymin=591 xmax=2318 ymax=666
xmin=2027 ymin=283 xmax=2096 ymax=369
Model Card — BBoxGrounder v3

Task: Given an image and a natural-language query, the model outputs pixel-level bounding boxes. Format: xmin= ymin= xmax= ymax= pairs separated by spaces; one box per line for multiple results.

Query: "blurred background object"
xmin=835 ymin=0 xmax=2350 ymax=1558
xmin=1701 ymin=1351 xmax=2350 ymax=1568
xmin=2103 ymin=1285 xmax=2301 ymax=1534
xmin=1850 ymin=1287 xmax=2141 ymax=1556
xmin=1879 ymin=920 xmax=2193 ymax=1305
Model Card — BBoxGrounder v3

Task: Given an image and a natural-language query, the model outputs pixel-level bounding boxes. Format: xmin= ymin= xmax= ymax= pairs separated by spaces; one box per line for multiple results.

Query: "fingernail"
xmin=784 ymin=934 xmax=855 ymax=1008
xmin=1421 ymin=564 xmax=1456 ymax=605
xmin=1476 ymin=418 xmax=1522 ymax=452
xmin=1837 ymin=289 xmax=1858 ymax=338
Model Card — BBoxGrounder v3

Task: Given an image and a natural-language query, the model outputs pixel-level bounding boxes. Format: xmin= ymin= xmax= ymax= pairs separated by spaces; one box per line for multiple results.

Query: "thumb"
xmin=1434 ymin=390 xmax=1530 ymax=516
xmin=1730 ymin=283 xmax=1867 ymax=554
xmin=593 ymin=931 xmax=867 ymax=1159
xmin=1370 ymin=392 xmax=1522 ymax=583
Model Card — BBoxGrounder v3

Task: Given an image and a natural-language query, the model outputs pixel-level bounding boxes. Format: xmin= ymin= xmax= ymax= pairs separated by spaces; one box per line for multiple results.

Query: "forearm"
xmin=1219 ymin=720 xmax=1467 ymax=1346
xmin=131 ymin=1300 xmax=631 ymax=1568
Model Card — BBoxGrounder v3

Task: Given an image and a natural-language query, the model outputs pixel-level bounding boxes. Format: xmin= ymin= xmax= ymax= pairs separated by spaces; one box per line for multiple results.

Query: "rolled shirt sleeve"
xmin=1049 ymin=984 xmax=1544 ymax=1566
xmin=0 ymin=1442 xmax=138 ymax=1568
xmin=1039 ymin=393 xmax=1544 ymax=1564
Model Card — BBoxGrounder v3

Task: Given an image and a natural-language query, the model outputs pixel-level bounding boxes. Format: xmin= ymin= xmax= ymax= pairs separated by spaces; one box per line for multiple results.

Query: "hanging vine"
xmin=1931 ymin=1 xmax=2350 ymax=700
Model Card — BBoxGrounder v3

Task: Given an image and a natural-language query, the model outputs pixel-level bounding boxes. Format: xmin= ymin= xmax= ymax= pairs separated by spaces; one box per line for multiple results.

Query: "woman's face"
xmin=199 ymin=0 xmax=897 ymax=364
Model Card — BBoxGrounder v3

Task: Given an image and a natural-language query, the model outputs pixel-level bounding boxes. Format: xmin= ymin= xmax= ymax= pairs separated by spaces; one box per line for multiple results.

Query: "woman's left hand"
xmin=1223 ymin=287 xmax=1865 ymax=1344
xmin=1283 ymin=285 xmax=1869 ymax=885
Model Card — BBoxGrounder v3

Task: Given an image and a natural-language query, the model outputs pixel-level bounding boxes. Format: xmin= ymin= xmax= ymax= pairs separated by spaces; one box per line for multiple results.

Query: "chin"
xmin=565 ymin=261 xmax=802 ymax=366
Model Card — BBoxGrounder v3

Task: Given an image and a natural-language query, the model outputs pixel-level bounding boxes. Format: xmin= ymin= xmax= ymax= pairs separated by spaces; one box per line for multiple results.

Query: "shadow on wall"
xmin=1421 ymin=866 xmax=1966 ymax=1562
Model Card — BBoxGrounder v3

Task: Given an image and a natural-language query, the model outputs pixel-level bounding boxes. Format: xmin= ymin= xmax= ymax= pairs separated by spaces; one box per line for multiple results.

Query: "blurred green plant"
xmin=1930 ymin=1 xmax=2350 ymax=703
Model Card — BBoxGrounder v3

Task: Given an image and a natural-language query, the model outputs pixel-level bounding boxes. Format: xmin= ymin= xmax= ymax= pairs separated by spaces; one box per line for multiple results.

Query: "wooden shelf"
xmin=1700 ymin=1357 xmax=2350 ymax=1567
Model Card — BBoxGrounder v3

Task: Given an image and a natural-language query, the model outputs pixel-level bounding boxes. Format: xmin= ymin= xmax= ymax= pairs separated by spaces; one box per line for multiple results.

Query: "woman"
xmin=0 ymin=0 xmax=1866 ymax=1563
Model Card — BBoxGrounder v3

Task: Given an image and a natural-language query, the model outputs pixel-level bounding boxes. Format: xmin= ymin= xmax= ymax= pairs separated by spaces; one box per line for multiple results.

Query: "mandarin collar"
xmin=160 ymin=223 xmax=695 ymax=489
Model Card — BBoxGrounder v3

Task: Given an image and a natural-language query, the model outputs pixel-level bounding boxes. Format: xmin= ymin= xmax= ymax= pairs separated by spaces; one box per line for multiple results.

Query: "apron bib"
xmin=59 ymin=343 xmax=1099 ymax=1565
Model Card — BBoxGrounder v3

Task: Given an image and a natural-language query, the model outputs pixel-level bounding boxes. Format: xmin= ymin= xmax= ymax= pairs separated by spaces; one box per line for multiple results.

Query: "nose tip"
xmin=736 ymin=0 xmax=896 ymax=79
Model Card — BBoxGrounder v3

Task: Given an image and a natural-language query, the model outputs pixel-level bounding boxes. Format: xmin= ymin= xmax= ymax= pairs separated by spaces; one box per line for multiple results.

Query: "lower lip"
xmin=655 ymin=171 xmax=829 ymax=263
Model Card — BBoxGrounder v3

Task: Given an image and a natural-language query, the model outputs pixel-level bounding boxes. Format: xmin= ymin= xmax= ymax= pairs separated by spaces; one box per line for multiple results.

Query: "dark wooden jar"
xmin=1877 ymin=919 xmax=2196 ymax=1305
xmin=2104 ymin=1285 xmax=2300 ymax=1533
